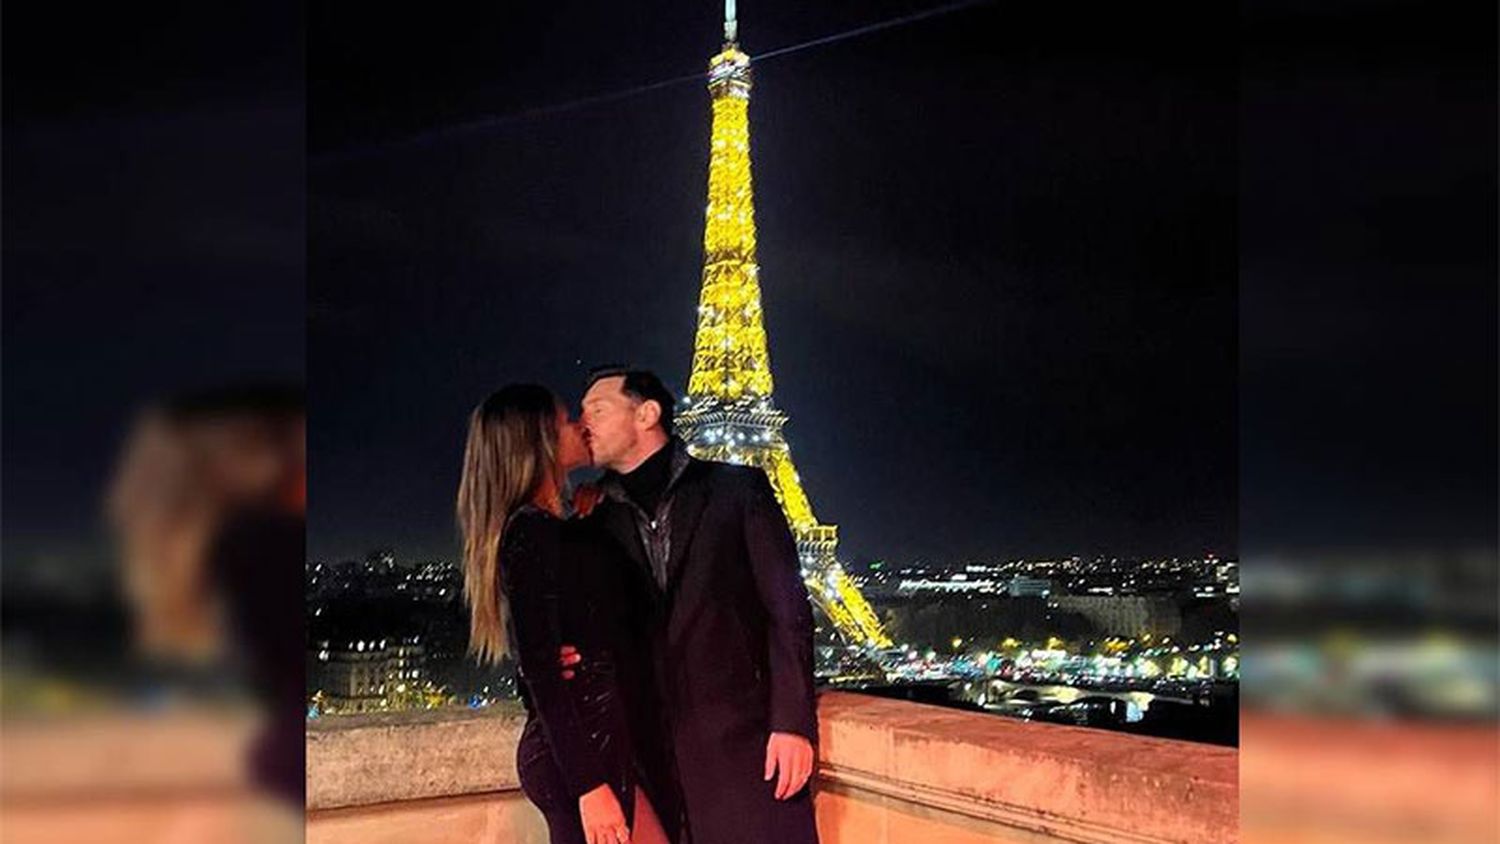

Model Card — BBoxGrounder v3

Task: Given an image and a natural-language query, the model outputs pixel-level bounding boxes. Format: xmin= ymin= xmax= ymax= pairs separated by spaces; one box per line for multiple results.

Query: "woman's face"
xmin=555 ymin=404 xmax=591 ymax=473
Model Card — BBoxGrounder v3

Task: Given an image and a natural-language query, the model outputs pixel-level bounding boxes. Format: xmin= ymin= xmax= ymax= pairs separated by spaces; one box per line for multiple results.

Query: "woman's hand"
xmin=573 ymin=483 xmax=603 ymax=517
xmin=578 ymin=783 xmax=630 ymax=844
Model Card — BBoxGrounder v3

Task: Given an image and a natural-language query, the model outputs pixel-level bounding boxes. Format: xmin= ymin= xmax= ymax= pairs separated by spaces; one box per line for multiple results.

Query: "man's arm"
xmin=741 ymin=468 xmax=818 ymax=743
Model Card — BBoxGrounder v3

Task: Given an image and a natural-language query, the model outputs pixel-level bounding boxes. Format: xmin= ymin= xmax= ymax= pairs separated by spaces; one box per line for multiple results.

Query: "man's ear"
xmin=636 ymin=399 xmax=662 ymax=430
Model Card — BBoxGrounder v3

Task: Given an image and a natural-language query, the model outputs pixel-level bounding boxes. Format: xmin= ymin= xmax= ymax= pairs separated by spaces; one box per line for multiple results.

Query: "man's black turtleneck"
xmin=619 ymin=440 xmax=673 ymax=516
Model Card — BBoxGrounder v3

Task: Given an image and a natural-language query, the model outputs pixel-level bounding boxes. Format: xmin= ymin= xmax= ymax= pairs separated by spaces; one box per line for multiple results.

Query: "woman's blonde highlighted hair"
xmin=456 ymin=384 xmax=562 ymax=665
xmin=106 ymin=385 xmax=304 ymax=660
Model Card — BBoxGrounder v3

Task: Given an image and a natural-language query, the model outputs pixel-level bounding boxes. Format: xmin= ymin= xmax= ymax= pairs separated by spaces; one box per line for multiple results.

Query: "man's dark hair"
xmin=585 ymin=365 xmax=675 ymax=435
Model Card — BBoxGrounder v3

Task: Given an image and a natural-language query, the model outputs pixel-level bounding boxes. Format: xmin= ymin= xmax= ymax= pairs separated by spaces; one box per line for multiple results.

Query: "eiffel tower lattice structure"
xmin=676 ymin=1 xmax=892 ymax=654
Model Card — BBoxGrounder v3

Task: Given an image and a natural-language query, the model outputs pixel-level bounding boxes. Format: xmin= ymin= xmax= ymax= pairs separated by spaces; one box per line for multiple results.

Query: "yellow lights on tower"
xmin=690 ymin=46 xmax=773 ymax=402
xmin=830 ymin=564 xmax=892 ymax=648
xmin=767 ymin=449 xmax=817 ymax=528
xmin=682 ymin=27 xmax=891 ymax=651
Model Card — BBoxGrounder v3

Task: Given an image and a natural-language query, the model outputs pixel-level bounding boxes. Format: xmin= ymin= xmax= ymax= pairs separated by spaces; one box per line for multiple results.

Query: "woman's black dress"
xmin=209 ymin=506 xmax=306 ymax=807
xmin=501 ymin=505 xmax=670 ymax=844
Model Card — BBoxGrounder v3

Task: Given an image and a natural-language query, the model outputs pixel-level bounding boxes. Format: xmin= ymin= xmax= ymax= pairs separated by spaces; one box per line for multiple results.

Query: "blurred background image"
xmin=2 ymin=1 xmax=304 ymax=842
xmin=1238 ymin=0 xmax=1497 ymax=842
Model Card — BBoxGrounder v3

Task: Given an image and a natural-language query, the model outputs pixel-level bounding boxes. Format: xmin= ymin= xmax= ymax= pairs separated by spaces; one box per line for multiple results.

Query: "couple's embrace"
xmin=456 ymin=367 xmax=821 ymax=844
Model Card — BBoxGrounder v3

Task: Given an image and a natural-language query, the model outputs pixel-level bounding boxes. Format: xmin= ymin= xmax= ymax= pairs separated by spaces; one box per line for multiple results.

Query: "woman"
xmin=107 ymin=383 xmax=306 ymax=844
xmin=457 ymin=384 xmax=672 ymax=844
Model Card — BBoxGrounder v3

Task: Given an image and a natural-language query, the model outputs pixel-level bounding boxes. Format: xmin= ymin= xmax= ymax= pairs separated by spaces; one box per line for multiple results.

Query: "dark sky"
xmin=5 ymin=0 xmax=1488 ymax=585
xmin=1238 ymin=1 xmax=1496 ymax=556
xmin=3 ymin=2 xmax=305 ymax=583
xmin=308 ymin=0 xmax=1237 ymax=564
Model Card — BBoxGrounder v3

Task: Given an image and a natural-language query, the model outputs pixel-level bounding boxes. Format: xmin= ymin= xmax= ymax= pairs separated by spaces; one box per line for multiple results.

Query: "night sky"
xmin=7 ymin=0 xmax=1489 ymax=585
xmin=3 ymin=2 xmax=305 ymax=584
xmin=308 ymin=0 xmax=1237 ymax=564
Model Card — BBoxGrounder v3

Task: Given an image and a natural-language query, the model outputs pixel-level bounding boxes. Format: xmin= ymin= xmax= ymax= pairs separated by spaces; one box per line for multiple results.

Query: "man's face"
xmin=581 ymin=376 xmax=641 ymax=470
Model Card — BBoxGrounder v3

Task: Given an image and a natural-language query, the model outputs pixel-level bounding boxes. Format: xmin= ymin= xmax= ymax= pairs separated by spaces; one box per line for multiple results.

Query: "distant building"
xmin=310 ymin=634 xmax=429 ymax=714
xmin=1048 ymin=595 xmax=1181 ymax=638
xmin=400 ymin=560 xmax=462 ymax=602
xmin=365 ymin=548 xmax=396 ymax=572
xmin=896 ymin=573 xmax=1002 ymax=595
xmin=1006 ymin=576 xmax=1053 ymax=597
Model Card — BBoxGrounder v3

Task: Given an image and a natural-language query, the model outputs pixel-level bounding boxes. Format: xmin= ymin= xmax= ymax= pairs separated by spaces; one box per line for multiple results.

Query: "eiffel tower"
xmin=676 ymin=0 xmax=892 ymax=655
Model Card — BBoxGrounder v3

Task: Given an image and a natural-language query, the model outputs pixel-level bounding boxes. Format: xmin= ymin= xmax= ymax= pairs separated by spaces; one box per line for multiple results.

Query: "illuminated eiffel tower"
xmin=677 ymin=1 xmax=892 ymax=653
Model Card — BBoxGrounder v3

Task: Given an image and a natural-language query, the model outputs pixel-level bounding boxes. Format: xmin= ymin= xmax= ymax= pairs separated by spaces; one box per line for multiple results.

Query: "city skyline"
xmin=306 ymin=545 xmax=1235 ymax=565
xmin=305 ymin=535 xmax=1241 ymax=737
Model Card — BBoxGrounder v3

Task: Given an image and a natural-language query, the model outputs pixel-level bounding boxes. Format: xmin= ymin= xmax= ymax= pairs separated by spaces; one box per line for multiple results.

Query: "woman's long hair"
xmin=106 ymin=384 xmax=305 ymax=659
xmin=456 ymin=384 xmax=563 ymax=666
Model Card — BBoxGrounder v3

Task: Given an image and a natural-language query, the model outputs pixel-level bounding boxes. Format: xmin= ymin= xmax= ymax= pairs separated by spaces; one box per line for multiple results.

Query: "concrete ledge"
xmin=815 ymin=692 xmax=1237 ymax=844
xmin=307 ymin=693 xmax=1238 ymax=842
xmin=1240 ymin=711 xmax=1498 ymax=844
xmin=306 ymin=703 xmax=527 ymax=811
xmin=310 ymin=790 xmax=546 ymax=844
xmin=2 ymin=709 xmax=272 ymax=844
xmin=1 ymin=709 xmax=254 ymax=799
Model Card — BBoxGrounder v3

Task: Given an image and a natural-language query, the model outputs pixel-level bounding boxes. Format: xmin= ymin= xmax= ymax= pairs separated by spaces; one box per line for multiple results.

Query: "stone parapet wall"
xmin=307 ymin=692 xmax=1238 ymax=843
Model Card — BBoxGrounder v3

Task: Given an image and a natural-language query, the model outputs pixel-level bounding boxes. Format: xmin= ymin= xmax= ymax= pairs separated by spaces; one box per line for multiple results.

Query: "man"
xmin=567 ymin=366 xmax=819 ymax=844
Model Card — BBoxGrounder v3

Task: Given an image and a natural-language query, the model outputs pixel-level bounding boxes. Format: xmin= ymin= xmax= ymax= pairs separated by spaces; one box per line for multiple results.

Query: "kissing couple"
xmin=456 ymin=367 xmax=821 ymax=844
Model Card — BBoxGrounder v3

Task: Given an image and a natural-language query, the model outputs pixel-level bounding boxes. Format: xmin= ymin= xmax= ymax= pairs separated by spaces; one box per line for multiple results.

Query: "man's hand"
xmin=763 ymin=731 xmax=814 ymax=800
xmin=558 ymin=644 xmax=582 ymax=680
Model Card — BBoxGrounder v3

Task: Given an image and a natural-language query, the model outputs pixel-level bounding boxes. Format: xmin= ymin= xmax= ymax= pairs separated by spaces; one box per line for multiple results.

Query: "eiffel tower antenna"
xmin=681 ymin=8 xmax=892 ymax=654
